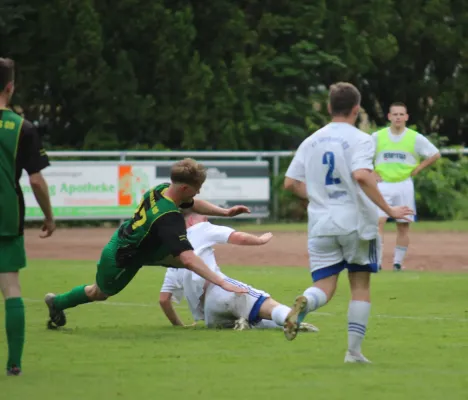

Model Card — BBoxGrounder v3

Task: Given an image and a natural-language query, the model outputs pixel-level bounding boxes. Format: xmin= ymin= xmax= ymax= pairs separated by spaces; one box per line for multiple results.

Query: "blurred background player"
xmin=0 ymin=58 xmax=55 ymax=376
xmin=44 ymin=159 xmax=249 ymax=330
xmin=372 ymin=103 xmax=440 ymax=271
xmin=159 ymin=211 xmax=319 ymax=333
xmin=283 ymin=82 xmax=413 ymax=363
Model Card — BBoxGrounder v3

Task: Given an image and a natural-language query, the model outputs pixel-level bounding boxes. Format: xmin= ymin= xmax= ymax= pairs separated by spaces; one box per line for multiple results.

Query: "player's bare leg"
xmin=394 ymin=222 xmax=410 ymax=271
xmin=345 ymin=271 xmax=371 ymax=363
xmin=45 ymin=283 xmax=108 ymax=329
xmin=1 ymin=272 xmax=24 ymax=376
xmin=284 ymin=274 xmax=336 ymax=341
xmin=378 ymin=217 xmax=388 ymax=270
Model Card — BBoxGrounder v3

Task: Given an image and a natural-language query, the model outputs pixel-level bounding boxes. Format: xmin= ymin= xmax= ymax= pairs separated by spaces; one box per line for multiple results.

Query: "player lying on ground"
xmin=44 ymin=158 xmax=251 ymax=329
xmin=283 ymin=82 xmax=413 ymax=363
xmin=159 ymin=211 xmax=319 ymax=332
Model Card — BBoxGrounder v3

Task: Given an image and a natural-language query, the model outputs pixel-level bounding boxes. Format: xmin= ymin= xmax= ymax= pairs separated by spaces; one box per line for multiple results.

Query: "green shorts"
xmin=95 ymin=239 xmax=141 ymax=296
xmin=0 ymin=236 xmax=26 ymax=273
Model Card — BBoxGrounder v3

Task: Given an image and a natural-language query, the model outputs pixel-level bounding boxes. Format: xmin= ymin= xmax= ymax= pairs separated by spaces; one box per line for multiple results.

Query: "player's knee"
xmin=396 ymin=223 xmax=410 ymax=238
xmin=351 ymin=287 xmax=370 ymax=302
xmin=0 ymin=272 xmax=22 ymax=299
xmin=349 ymin=273 xmax=371 ymax=301
xmin=85 ymin=284 xmax=109 ymax=301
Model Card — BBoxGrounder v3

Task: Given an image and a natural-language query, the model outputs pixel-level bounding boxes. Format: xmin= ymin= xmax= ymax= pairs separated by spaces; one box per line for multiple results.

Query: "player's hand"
xmin=258 ymin=232 xmax=273 ymax=244
xmin=226 ymin=205 xmax=251 ymax=217
xmin=40 ymin=218 xmax=56 ymax=238
xmin=388 ymin=206 xmax=414 ymax=222
xmin=374 ymin=172 xmax=383 ymax=182
xmin=220 ymin=281 xmax=248 ymax=294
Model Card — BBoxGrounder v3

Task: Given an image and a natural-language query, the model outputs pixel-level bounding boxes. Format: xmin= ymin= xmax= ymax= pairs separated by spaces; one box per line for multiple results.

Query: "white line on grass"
xmin=25 ymin=298 xmax=468 ymax=323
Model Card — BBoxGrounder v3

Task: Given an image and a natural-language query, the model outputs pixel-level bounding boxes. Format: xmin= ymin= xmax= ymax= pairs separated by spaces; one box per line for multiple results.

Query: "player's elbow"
xmin=227 ymin=232 xmax=245 ymax=246
xmin=352 ymin=169 xmax=371 ymax=184
xmin=29 ymin=172 xmax=44 ymax=188
xmin=178 ymin=250 xmax=196 ymax=270
xmin=283 ymin=178 xmax=296 ymax=191
xmin=159 ymin=293 xmax=172 ymax=307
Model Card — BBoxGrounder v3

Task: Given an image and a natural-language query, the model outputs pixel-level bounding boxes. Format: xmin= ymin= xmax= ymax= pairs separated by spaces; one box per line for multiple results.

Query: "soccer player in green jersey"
xmin=45 ymin=158 xmax=250 ymax=329
xmin=0 ymin=58 xmax=56 ymax=376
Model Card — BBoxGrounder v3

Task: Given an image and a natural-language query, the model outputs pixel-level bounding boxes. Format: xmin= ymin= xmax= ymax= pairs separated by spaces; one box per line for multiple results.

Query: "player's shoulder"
xmin=338 ymin=125 xmax=372 ymax=144
xmin=188 ymin=221 xmax=219 ymax=234
xmin=155 ymin=182 xmax=171 ymax=193
xmin=1 ymin=109 xmax=28 ymax=129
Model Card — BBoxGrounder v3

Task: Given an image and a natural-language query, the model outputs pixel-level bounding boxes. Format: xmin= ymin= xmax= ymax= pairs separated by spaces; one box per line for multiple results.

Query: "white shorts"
xmin=308 ymin=232 xmax=381 ymax=281
xmin=377 ymin=179 xmax=416 ymax=222
xmin=204 ymin=277 xmax=270 ymax=328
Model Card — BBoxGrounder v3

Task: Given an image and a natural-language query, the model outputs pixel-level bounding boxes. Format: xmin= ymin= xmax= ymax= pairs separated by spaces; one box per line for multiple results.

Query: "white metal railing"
xmin=45 ymin=148 xmax=468 ymax=220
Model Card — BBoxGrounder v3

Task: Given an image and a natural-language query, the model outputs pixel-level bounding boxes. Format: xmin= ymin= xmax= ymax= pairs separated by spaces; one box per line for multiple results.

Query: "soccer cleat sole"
xmin=283 ymin=295 xmax=308 ymax=341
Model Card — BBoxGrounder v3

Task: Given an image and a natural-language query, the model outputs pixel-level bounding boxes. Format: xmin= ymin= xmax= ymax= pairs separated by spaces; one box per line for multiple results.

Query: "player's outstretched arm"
xmin=192 ymin=199 xmax=251 ymax=217
xmin=284 ymin=177 xmax=308 ymax=200
xmin=159 ymin=292 xmax=184 ymax=326
xmin=178 ymin=250 xmax=248 ymax=294
xmin=228 ymin=232 xmax=273 ymax=246
xmin=353 ymin=169 xmax=414 ymax=221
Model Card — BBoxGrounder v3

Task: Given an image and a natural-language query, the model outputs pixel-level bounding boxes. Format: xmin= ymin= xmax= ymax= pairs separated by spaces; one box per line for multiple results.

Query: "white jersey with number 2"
xmin=286 ymin=122 xmax=379 ymax=240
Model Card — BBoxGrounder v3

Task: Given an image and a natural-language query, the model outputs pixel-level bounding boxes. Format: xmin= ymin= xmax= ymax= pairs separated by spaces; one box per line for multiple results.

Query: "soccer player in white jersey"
xmin=159 ymin=211 xmax=318 ymax=332
xmin=372 ymin=103 xmax=440 ymax=271
xmin=283 ymin=82 xmax=414 ymax=363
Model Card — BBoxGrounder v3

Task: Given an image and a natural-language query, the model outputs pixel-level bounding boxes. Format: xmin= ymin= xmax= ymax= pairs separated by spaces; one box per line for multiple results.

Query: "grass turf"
xmin=1 ymin=260 xmax=467 ymax=399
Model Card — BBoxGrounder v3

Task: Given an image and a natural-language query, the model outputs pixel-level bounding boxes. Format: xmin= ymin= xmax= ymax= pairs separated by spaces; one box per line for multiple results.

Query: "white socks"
xmin=271 ymin=304 xmax=291 ymax=326
xmin=303 ymin=287 xmax=327 ymax=313
xmin=254 ymin=319 xmax=280 ymax=329
xmin=347 ymin=300 xmax=371 ymax=354
xmin=394 ymin=246 xmax=408 ymax=266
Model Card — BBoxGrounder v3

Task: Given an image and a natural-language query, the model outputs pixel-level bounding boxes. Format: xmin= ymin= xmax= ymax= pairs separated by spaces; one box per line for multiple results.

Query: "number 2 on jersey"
xmin=322 ymin=151 xmax=341 ymax=185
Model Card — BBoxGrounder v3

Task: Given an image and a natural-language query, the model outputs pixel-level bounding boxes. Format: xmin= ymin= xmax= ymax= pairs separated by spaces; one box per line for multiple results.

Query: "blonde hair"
xmin=171 ymin=158 xmax=207 ymax=187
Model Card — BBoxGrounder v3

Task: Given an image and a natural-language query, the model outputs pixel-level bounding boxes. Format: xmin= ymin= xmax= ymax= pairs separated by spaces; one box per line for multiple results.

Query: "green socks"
xmin=5 ymin=297 xmax=25 ymax=370
xmin=53 ymin=285 xmax=91 ymax=311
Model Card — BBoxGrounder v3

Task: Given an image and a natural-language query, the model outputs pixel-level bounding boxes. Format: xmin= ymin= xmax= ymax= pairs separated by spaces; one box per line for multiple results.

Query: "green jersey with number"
xmin=112 ymin=183 xmax=193 ymax=268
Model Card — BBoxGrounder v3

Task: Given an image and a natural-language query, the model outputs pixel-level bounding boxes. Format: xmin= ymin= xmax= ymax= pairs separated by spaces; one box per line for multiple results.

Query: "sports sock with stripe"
xmin=347 ymin=300 xmax=371 ymax=355
xmin=303 ymin=287 xmax=327 ymax=313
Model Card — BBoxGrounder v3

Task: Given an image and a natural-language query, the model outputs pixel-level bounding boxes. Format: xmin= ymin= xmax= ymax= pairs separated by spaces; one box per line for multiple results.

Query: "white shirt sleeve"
xmin=160 ymin=268 xmax=184 ymax=303
xmin=351 ymin=136 xmax=376 ymax=172
xmin=415 ymin=134 xmax=439 ymax=158
xmin=204 ymin=223 xmax=235 ymax=245
xmin=285 ymin=142 xmax=306 ymax=182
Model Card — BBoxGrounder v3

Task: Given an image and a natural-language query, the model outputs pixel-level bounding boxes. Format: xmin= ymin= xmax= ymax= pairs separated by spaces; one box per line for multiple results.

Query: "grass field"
xmin=2 ymin=260 xmax=468 ymax=399
xmin=228 ymin=219 xmax=468 ymax=232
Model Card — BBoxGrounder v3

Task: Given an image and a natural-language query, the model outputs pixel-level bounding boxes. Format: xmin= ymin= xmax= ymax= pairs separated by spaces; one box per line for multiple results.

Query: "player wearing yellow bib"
xmin=372 ymin=103 xmax=440 ymax=271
